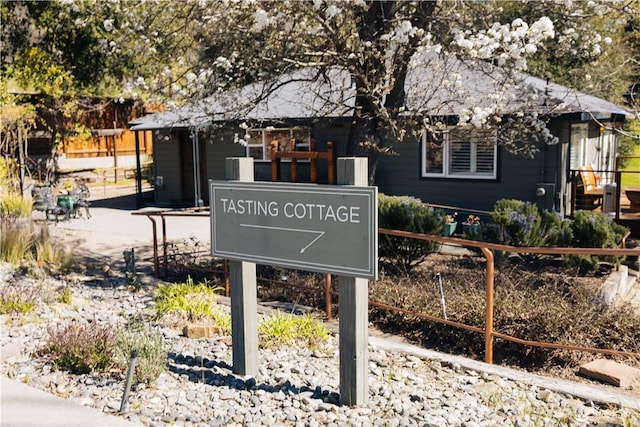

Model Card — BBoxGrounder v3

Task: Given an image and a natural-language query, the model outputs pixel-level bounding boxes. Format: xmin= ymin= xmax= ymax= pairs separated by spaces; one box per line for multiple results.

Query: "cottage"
xmin=129 ymin=57 xmax=630 ymax=215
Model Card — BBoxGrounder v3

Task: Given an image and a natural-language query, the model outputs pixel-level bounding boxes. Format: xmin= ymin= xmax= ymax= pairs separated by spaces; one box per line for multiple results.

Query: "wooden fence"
xmin=59 ymin=129 xmax=152 ymax=158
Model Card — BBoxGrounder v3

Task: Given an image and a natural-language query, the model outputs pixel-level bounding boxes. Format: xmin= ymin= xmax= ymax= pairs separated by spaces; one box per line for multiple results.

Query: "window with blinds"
xmin=422 ymin=128 xmax=497 ymax=179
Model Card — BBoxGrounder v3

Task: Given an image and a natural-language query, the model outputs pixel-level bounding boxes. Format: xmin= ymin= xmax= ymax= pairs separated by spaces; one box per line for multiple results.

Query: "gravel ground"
xmin=2 ymin=264 xmax=640 ymax=426
xmin=1 ymin=184 xmax=639 ymax=426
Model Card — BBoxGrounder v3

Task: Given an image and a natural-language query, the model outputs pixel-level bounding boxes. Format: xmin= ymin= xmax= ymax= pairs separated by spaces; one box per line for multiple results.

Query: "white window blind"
xmin=422 ymin=128 xmax=497 ymax=179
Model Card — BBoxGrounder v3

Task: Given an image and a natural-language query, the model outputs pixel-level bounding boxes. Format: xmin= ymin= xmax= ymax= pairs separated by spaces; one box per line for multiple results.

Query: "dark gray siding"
xmin=375 ymin=130 xmax=564 ymax=213
xmin=151 ymin=118 xmax=574 ymax=212
xmin=202 ymin=132 xmax=245 ymax=201
xmin=153 ymin=133 xmax=182 ymax=205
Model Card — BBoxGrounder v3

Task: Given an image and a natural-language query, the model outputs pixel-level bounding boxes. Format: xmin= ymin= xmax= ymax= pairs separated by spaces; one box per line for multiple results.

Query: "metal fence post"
xmin=481 ymin=246 xmax=495 ymax=364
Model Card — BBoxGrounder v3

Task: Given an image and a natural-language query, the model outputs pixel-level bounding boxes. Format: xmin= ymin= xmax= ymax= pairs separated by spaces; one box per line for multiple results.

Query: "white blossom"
xmin=325 ymin=5 xmax=341 ymax=20
xmin=103 ymin=19 xmax=114 ymax=32
xmin=251 ymin=9 xmax=270 ymax=31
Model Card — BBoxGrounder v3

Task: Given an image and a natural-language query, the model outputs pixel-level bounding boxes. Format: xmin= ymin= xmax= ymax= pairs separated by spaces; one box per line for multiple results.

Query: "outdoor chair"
xmin=577 ymin=165 xmax=603 ymax=209
xmin=68 ymin=182 xmax=91 ymax=219
xmin=33 ymin=187 xmax=69 ymax=223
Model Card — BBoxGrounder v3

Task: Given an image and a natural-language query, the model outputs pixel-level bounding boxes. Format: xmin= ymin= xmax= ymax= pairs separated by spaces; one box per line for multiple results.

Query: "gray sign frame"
xmin=210 ymin=181 xmax=378 ymax=279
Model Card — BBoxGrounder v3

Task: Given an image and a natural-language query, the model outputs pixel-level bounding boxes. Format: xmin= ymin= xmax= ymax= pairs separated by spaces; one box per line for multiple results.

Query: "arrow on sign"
xmin=239 ymin=224 xmax=325 ymax=254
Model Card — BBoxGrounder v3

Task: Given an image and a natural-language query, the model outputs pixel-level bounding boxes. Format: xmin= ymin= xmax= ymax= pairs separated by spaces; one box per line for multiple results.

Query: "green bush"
xmin=258 ymin=312 xmax=331 ymax=349
xmin=489 ymin=199 xmax=570 ymax=248
xmin=564 ymin=210 xmax=628 ymax=270
xmin=378 ymin=194 xmax=444 ymax=273
xmin=154 ymin=276 xmax=221 ymax=322
xmin=115 ymin=320 xmax=168 ymax=385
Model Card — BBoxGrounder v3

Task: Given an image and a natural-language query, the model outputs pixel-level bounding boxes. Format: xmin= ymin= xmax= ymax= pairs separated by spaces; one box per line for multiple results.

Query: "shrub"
xmin=0 ymin=220 xmax=72 ymax=269
xmin=0 ymin=281 xmax=39 ymax=315
xmin=154 ymin=276 xmax=221 ymax=322
xmin=0 ymin=220 xmax=38 ymax=264
xmin=57 ymin=287 xmax=72 ymax=304
xmin=0 ymin=192 xmax=32 ymax=220
xmin=489 ymin=199 xmax=569 ymax=248
xmin=258 ymin=312 xmax=331 ymax=349
xmin=368 ymin=258 xmax=640 ymax=370
xmin=378 ymin=194 xmax=444 ymax=273
xmin=40 ymin=320 xmax=117 ymax=374
xmin=564 ymin=210 xmax=628 ymax=271
xmin=115 ymin=320 xmax=168 ymax=385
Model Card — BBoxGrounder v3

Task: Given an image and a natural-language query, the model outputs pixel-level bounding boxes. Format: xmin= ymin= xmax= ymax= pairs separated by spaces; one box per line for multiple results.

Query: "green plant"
xmin=0 ymin=192 xmax=33 ymax=219
xmin=57 ymin=287 xmax=72 ymax=304
xmin=378 ymin=194 xmax=445 ymax=273
xmin=486 ymin=199 xmax=571 ymax=263
xmin=0 ymin=282 xmax=38 ymax=315
xmin=154 ymin=276 xmax=221 ymax=322
xmin=564 ymin=210 xmax=628 ymax=271
xmin=258 ymin=312 xmax=330 ymax=349
xmin=115 ymin=320 xmax=168 ymax=385
xmin=40 ymin=320 xmax=117 ymax=374
xmin=211 ymin=308 xmax=232 ymax=334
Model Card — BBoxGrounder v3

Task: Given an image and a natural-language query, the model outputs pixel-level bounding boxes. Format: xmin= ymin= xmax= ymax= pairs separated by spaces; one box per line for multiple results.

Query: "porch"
xmin=569 ymin=158 xmax=640 ymax=237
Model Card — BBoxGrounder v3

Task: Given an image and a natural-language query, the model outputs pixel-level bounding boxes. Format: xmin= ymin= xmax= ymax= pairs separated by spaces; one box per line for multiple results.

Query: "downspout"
xmin=191 ymin=128 xmax=202 ymax=207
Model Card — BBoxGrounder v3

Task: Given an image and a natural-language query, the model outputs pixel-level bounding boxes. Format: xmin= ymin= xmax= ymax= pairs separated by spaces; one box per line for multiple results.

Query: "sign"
xmin=210 ymin=181 xmax=377 ymax=279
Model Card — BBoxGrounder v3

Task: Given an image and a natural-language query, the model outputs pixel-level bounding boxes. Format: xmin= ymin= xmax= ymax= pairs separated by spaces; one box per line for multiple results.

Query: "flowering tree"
xmin=2 ymin=1 xmax=638 ymax=180
xmin=154 ymin=0 xmax=633 ymax=179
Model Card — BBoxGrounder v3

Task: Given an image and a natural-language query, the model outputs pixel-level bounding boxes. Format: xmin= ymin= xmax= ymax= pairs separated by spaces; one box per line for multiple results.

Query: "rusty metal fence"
xmin=134 ymin=208 xmax=640 ymax=366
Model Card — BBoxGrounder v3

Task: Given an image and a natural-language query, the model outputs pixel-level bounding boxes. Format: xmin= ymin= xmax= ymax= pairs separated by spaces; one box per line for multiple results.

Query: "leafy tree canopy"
xmin=2 ymin=0 xmax=639 ymax=171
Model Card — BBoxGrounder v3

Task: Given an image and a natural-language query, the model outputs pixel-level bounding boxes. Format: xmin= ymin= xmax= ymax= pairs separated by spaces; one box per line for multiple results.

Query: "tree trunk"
xmin=345 ymin=1 xmax=438 ymax=185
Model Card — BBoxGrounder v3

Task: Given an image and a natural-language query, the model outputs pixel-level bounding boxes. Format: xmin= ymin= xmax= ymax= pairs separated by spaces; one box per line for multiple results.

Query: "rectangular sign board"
xmin=210 ymin=181 xmax=378 ymax=280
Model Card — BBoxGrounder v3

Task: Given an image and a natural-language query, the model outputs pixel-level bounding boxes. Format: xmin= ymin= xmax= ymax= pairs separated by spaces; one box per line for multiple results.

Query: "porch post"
xmin=134 ymin=131 xmax=143 ymax=208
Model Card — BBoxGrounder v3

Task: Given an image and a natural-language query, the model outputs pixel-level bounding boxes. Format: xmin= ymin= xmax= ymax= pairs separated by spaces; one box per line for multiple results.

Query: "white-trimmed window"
xmin=245 ymin=127 xmax=311 ymax=161
xmin=569 ymin=123 xmax=590 ymax=169
xmin=421 ymin=128 xmax=497 ymax=179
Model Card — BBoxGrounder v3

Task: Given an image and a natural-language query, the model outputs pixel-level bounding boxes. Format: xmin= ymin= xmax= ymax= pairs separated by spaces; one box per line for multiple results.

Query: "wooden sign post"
xmin=215 ymin=157 xmax=375 ymax=405
xmin=225 ymin=157 xmax=258 ymax=376
xmin=337 ymin=158 xmax=369 ymax=406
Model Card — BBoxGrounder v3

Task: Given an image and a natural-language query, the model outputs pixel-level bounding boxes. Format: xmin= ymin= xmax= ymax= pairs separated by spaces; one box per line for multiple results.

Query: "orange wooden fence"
xmin=59 ymin=130 xmax=152 ymax=158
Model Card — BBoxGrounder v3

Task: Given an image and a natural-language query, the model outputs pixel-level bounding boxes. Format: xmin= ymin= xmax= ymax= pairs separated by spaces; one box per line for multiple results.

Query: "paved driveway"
xmin=45 ymin=189 xmax=211 ymax=274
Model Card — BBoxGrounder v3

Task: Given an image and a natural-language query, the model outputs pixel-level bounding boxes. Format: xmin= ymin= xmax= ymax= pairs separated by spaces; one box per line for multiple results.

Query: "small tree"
xmin=0 ymin=82 xmax=37 ymax=194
